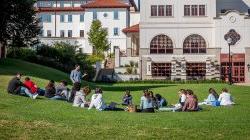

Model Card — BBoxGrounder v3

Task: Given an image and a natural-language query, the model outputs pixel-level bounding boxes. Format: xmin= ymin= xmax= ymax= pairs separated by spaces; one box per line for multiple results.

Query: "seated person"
xmin=155 ymin=94 xmax=168 ymax=108
xmin=44 ymin=80 xmax=56 ymax=98
xmin=140 ymin=91 xmax=154 ymax=113
xmin=122 ymin=90 xmax=132 ymax=106
xmin=179 ymin=89 xmax=187 ymax=107
xmin=23 ymin=77 xmax=39 ymax=99
xmin=88 ymin=88 xmax=107 ymax=111
xmin=149 ymin=91 xmax=158 ymax=109
xmin=51 ymin=80 xmax=70 ymax=101
xmin=7 ymin=73 xmax=25 ymax=95
xmin=182 ymin=89 xmax=199 ymax=112
xmin=73 ymin=86 xmax=91 ymax=108
xmin=69 ymin=82 xmax=81 ymax=102
xmin=218 ymin=88 xmax=235 ymax=106
xmin=200 ymin=88 xmax=218 ymax=105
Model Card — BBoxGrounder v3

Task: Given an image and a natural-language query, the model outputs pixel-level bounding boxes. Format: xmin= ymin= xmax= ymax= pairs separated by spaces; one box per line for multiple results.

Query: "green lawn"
xmin=0 ymin=59 xmax=250 ymax=140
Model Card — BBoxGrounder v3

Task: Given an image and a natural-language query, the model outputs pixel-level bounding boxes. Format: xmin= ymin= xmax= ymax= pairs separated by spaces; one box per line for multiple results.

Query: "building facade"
xmin=115 ymin=0 xmax=250 ymax=83
xmin=36 ymin=0 xmax=138 ymax=54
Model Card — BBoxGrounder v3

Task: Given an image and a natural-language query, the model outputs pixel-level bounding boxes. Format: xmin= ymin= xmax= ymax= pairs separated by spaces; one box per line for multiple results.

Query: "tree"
xmin=87 ymin=20 xmax=109 ymax=61
xmin=0 ymin=0 xmax=40 ymax=56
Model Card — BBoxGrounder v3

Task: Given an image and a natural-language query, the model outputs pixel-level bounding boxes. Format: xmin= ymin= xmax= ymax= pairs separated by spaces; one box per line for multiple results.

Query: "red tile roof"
xmin=122 ymin=24 xmax=139 ymax=33
xmin=81 ymin=0 xmax=130 ymax=9
xmin=36 ymin=7 xmax=85 ymax=12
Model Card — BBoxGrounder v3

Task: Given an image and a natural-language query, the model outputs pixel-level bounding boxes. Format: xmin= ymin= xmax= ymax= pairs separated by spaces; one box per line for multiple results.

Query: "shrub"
xmin=126 ymin=67 xmax=133 ymax=74
xmin=129 ymin=61 xmax=135 ymax=67
xmin=7 ymin=48 xmax=37 ymax=61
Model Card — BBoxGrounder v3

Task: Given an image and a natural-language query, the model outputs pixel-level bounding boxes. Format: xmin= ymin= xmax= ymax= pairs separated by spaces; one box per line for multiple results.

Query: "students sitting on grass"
xmin=22 ymin=77 xmax=39 ymax=99
xmin=155 ymin=94 xmax=168 ymax=108
xmin=149 ymin=91 xmax=158 ymax=109
xmin=69 ymin=82 xmax=81 ymax=102
xmin=122 ymin=90 xmax=132 ymax=106
xmin=51 ymin=80 xmax=70 ymax=101
xmin=7 ymin=73 xmax=25 ymax=95
xmin=73 ymin=86 xmax=91 ymax=108
xmin=44 ymin=80 xmax=56 ymax=98
xmin=182 ymin=89 xmax=199 ymax=112
xmin=88 ymin=88 xmax=107 ymax=111
xmin=200 ymin=88 xmax=219 ymax=105
xmin=140 ymin=90 xmax=154 ymax=113
xmin=218 ymin=88 xmax=235 ymax=106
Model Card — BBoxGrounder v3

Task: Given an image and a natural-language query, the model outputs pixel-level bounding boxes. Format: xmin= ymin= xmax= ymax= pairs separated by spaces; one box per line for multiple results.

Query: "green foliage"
xmin=129 ymin=61 xmax=135 ymax=67
xmin=0 ymin=0 xmax=40 ymax=48
xmin=126 ymin=67 xmax=133 ymax=74
xmin=7 ymin=48 xmax=36 ymax=61
xmin=87 ymin=20 xmax=109 ymax=61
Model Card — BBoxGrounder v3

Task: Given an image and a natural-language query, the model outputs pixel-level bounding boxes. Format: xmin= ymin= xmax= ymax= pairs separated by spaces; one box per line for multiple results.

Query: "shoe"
xmin=32 ymin=94 xmax=38 ymax=99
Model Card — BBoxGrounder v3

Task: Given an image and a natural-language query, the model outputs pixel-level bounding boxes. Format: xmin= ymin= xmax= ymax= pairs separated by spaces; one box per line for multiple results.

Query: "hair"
xmin=143 ymin=89 xmax=148 ymax=96
xmin=209 ymin=88 xmax=219 ymax=98
xmin=186 ymin=89 xmax=194 ymax=95
xmin=73 ymin=82 xmax=81 ymax=91
xmin=125 ymin=90 xmax=130 ymax=95
xmin=83 ymin=86 xmax=91 ymax=95
xmin=222 ymin=88 xmax=228 ymax=93
xmin=61 ymin=80 xmax=68 ymax=86
xmin=155 ymin=94 xmax=162 ymax=100
xmin=179 ymin=89 xmax=186 ymax=95
xmin=25 ymin=77 xmax=30 ymax=81
xmin=75 ymin=64 xmax=80 ymax=68
xmin=95 ymin=88 xmax=102 ymax=94
xmin=16 ymin=72 xmax=22 ymax=76
xmin=46 ymin=80 xmax=55 ymax=88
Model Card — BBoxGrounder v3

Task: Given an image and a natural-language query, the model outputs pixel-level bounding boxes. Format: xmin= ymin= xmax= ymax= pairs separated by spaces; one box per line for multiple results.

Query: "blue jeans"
xmin=20 ymin=87 xmax=38 ymax=98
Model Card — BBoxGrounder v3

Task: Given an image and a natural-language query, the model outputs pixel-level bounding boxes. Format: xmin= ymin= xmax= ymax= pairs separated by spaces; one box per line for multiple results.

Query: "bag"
xmin=128 ymin=105 xmax=137 ymax=112
xmin=212 ymin=100 xmax=220 ymax=107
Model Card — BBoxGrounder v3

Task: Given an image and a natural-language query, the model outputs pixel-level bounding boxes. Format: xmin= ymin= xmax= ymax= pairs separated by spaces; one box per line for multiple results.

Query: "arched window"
xmin=150 ymin=35 xmax=173 ymax=54
xmin=183 ymin=34 xmax=206 ymax=54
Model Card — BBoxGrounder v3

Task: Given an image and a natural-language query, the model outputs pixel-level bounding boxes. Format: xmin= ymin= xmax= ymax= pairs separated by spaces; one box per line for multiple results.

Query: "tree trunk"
xmin=0 ymin=41 xmax=6 ymax=59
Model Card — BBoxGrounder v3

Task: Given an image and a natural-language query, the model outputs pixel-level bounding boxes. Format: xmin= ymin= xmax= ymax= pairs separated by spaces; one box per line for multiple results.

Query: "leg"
xmin=24 ymin=88 xmax=33 ymax=98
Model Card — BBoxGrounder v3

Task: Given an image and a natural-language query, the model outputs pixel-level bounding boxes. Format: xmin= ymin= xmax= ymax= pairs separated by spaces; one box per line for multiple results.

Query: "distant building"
xmin=115 ymin=0 xmax=250 ymax=83
xmin=36 ymin=0 xmax=139 ymax=54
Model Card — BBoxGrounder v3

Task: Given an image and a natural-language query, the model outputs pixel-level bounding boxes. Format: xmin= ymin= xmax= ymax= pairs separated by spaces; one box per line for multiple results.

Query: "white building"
xmin=36 ymin=0 xmax=138 ymax=54
xmin=115 ymin=0 xmax=250 ymax=83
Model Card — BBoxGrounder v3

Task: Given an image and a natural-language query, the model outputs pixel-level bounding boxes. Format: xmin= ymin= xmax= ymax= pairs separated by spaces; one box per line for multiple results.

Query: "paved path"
xmin=234 ymin=83 xmax=250 ymax=86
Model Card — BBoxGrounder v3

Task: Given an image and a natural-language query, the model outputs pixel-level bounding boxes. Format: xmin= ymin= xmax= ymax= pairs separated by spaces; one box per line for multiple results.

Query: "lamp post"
xmin=227 ymin=38 xmax=233 ymax=85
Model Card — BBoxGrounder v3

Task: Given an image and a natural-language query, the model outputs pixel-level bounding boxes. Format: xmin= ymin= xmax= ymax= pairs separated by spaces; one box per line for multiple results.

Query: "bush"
xmin=126 ymin=67 xmax=133 ymax=74
xmin=7 ymin=48 xmax=37 ymax=61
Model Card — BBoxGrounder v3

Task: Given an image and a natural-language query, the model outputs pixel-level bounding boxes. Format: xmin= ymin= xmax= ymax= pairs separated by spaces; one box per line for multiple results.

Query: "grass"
xmin=0 ymin=59 xmax=250 ymax=140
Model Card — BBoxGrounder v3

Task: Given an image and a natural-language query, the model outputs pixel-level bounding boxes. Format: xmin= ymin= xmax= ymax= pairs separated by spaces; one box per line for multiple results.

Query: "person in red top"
xmin=23 ymin=77 xmax=39 ymax=99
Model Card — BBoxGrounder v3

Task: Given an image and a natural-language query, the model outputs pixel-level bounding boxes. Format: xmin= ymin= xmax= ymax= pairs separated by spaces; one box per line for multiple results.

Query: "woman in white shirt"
xmin=218 ymin=88 xmax=235 ymax=106
xmin=73 ymin=86 xmax=91 ymax=108
xmin=88 ymin=88 xmax=107 ymax=111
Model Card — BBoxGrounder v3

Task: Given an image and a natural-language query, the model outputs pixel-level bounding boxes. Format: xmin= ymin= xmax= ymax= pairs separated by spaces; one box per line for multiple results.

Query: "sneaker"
xmin=32 ymin=94 xmax=38 ymax=99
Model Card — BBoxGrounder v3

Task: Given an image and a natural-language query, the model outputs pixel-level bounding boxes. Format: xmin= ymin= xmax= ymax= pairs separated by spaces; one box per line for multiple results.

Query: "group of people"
xmin=6 ymin=65 xmax=235 ymax=113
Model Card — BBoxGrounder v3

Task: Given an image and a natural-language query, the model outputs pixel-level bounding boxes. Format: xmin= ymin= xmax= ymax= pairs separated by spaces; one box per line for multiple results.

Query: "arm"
xmin=218 ymin=94 xmax=222 ymax=102
xmin=140 ymin=98 xmax=144 ymax=109
xmin=70 ymin=71 xmax=75 ymax=83
xmin=182 ymin=101 xmax=188 ymax=112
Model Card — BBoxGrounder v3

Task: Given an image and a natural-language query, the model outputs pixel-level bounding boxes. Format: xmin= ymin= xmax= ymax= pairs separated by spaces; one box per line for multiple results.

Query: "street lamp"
xmin=227 ymin=38 xmax=233 ymax=85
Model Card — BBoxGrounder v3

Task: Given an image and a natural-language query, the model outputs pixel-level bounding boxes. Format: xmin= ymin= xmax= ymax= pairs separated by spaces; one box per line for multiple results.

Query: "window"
xmin=93 ymin=10 xmax=97 ymax=20
xmin=199 ymin=5 xmax=206 ymax=16
xmin=68 ymin=30 xmax=72 ymax=37
xmin=60 ymin=15 xmax=65 ymax=22
xmin=68 ymin=15 xmax=72 ymax=22
xmin=41 ymin=14 xmax=51 ymax=22
xmin=184 ymin=5 xmax=191 ymax=16
xmin=80 ymin=30 xmax=84 ymax=37
xmin=166 ymin=5 xmax=172 ymax=16
xmin=47 ymin=30 xmax=51 ymax=37
xmin=60 ymin=1 xmax=64 ymax=7
xmin=40 ymin=30 xmax=44 ymax=37
xmin=158 ymin=5 xmax=165 ymax=16
xmin=114 ymin=10 xmax=119 ymax=19
xmin=151 ymin=5 xmax=157 ymax=16
xmin=80 ymin=14 xmax=84 ymax=22
xmin=60 ymin=30 xmax=64 ymax=37
xmin=183 ymin=34 xmax=206 ymax=54
xmin=113 ymin=28 xmax=119 ymax=36
xmin=191 ymin=5 xmax=198 ymax=16
xmin=151 ymin=63 xmax=172 ymax=77
xmin=150 ymin=35 xmax=173 ymax=54
xmin=186 ymin=63 xmax=206 ymax=80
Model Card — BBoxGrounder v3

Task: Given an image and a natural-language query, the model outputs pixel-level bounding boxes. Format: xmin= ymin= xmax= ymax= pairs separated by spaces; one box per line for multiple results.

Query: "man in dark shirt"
xmin=7 ymin=73 xmax=24 ymax=94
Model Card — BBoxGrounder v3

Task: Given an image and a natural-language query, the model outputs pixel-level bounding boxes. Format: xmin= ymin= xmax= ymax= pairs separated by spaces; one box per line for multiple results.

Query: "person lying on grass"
xmin=218 ymin=88 xmax=235 ymax=106
xmin=44 ymin=80 xmax=56 ymax=98
xmin=51 ymin=80 xmax=70 ymax=101
xmin=73 ymin=86 xmax=91 ymax=108
xmin=88 ymin=88 xmax=123 ymax=111
xmin=22 ymin=77 xmax=39 ymax=99
xmin=122 ymin=90 xmax=133 ymax=106
xmin=182 ymin=89 xmax=199 ymax=112
xmin=139 ymin=90 xmax=155 ymax=113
